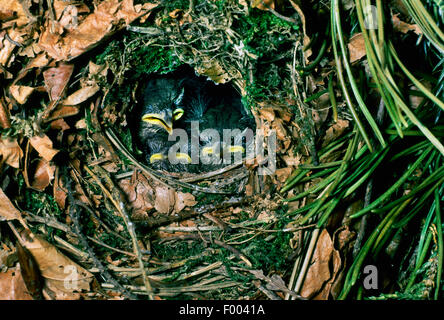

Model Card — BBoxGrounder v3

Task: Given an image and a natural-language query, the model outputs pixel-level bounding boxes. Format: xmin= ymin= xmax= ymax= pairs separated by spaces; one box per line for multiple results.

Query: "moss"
xmin=234 ymin=9 xmax=299 ymax=109
xmin=243 ymin=232 xmax=292 ymax=271
xmin=23 ymin=187 xmax=62 ymax=219
xmin=95 ymin=33 xmax=182 ymax=81
xmin=152 ymin=240 xmax=206 ymax=261
xmin=236 ymin=9 xmax=298 ymax=60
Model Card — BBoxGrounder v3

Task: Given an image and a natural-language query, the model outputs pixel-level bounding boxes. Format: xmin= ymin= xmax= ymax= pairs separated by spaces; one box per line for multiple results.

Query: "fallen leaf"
xmin=313 ymin=249 xmax=341 ymax=300
xmin=0 ymin=0 xmax=31 ymax=27
xmin=25 ymin=53 xmax=50 ymax=69
xmin=0 ymin=187 xmax=21 ymax=221
xmin=0 ymin=98 xmax=11 ymax=129
xmin=251 ymin=0 xmax=275 ymax=10
xmin=38 ymin=0 xmax=157 ymax=61
xmin=0 ymin=267 xmax=34 ymax=300
xmin=348 ymin=33 xmax=366 ymax=63
xmin=119 ymin=173 xmax=155 ymax=217
xmin=27 ymin=159 xmax=56 ymax=191
xmin=30 ymin=135 xmax=59 ymax=162
xmin=258 ymin=108 xmax=275 ymax=122
xmin=16 ymin=242 xmax=43 ymax=299
xmin=88 ymin=61 xmax=108 ymax=77
xmin=275 ymin=167 xmax=292 ymax=183
xmin=20 ymin=230 xmax=95 ymax=298
xmin=53 ymin=168 xmax=67 ymax=209
xmin=300 ymin=229 xmax=334 ymax=299
xmin=43 ymin=63 xmax=74 ymax=101
xmin=392 ymin=14 xmax=421 ymax=35
xmin=50 ymin=118 xmax=71 ymax=131
xmin=62 ymin=83 xmax=100 ymax=106
xmin=46 ymin=105 xmax=80 ymax=121
xmin=154 ymin=186 xmax=176 ymax=214
xmin=9 ymin=85 xmax=34 ymax=104
xmin=174 ymin=192 xmax=197 ymax=213
xmin=322 ymin=119 xmax=350 ymax=147
xmin=282 ymin=153 xmax=302 ymax=167
xmin=256 ymin=211 xmax=276 ymax=223
xmin=0 ymin=136 xmax=23 ymax=168
xmin=195 ymin=52 xmax=233 ymax=84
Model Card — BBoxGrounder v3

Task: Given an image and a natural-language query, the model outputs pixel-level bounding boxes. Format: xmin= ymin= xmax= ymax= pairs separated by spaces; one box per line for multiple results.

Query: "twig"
xmin=102 ymin=280 xmax=240 ymax=296
xmin=253 ymin=281 xmax=282 ymax=300
xmin=105 ymin=128 xmax=231 ymax=194
xmin=66 ymin=182 xmax=137 ymax=300
xmin=85 ymin=165 xmax=154 ymax=299
xmin=293 ymin=228 xmax=320 ymax=294
xmin=179 ymin=162 xmax=243 ymax=183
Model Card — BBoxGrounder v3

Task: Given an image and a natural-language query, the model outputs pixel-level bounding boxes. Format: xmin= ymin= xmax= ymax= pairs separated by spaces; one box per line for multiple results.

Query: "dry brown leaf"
xmin=0 ymin=9 xmax=17 ymax=21
xmin=119 ymin=174 xmax=155 ymax=217
xmin=275 ymin=167 xmax=292 ymax=183
xmin=38 ymin=0 xmax=157 ymax=61
xmin=0 ymin=267 xmax=34 ymax=300
xmin=392 ymin=14 xmax=421 ymax=35
xmin=251 ymin=0 xmax=275 ymax=10
xmin=20 ymin=230 xmax=95 ymax=298
xmin=154 ymin=186 xmax=176 ymax=214
xmin=25 ymin=53 xmax=50 ymax=70
xmin=9 ymin=85 xmax=34 ymax=104
xmin=300 ymin=229 xmax=334 ymax=299
xmin=46 ymin=105 xmax=80 ymax=121
xmin=62 ymin=83 xmax=100 ymax=105
xmin=313 ymin=249 xmax=341 ymax=300
xmin=0 ymin=0 xmax=31 ymax=27
xmin=348 ymin=33 xmax=366 ymax=63
xmin=53 ymin=0 xmax=90 ymax=20
xmin=174 ymin=192 xmax=197 ymax=213
xmin=16 ymin=242 xmax=43 ymax=299
xmin=322 ymin=119 xmax=350 ymax=147
xmin=282 ymin=153 xmax=302 ymax=167
xmin=0 ymin=187 xmax=21 ymax=221
xmin=88 ymin=61 xmax=108 ymax=77
xmin=196 ymin=59 xmax=231 ymax=83
xmin=53 ymin=168 xmax=67 ymax=209
xmin=256 ymin=211 xmax=276 ymax=223
xmin=27 ymin=159 xmax=56 ymax=191
xmin=0 ymin=98 xmax=11 ymax=129
xmin=29 ymin=135 xmax=59 ymax=162
xmin=50 ymin=118 xmax=71 ymax=131
xmin=0 ymin=136 xmax=23 ymax=168
xmin=0 ymin=28 xmax=28 ymax=66
xmin=43 ymin=63 xmax=74 ymax=101
xmin=258 ymin=108 xmax=275 ymax=122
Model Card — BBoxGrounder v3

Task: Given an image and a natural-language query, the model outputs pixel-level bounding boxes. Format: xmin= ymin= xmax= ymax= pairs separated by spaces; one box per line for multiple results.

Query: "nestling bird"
xmin=183 ymin=79 xmax=255 ymax=172
xmin=132 ymin=69 xmax=255 ymax=173
xmin=133 ymin=76 xmax=190 ymax=171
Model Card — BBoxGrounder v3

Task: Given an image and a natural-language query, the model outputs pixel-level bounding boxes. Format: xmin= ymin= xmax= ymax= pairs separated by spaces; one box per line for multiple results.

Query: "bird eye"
xmin=173 ymin=108 xmax=184 ymax=121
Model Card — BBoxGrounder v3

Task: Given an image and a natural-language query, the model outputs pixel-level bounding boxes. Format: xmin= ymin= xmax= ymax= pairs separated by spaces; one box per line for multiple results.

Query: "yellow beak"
xmin=142 ymin=113 xmax=173 ymax=135
xmin=150 ymin=153 xmax=166 ymax=163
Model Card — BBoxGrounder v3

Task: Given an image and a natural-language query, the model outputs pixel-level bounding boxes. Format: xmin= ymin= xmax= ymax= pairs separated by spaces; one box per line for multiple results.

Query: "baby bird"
xmin=134 ymin=76 xmax=189 ymax=171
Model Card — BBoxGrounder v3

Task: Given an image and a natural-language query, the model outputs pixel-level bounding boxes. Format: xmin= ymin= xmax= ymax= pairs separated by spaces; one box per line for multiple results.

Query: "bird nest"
xmin=0 ymin=0 xmax=326 ymax=300
xmin=97 ymin=0 xmax=309 ymax=196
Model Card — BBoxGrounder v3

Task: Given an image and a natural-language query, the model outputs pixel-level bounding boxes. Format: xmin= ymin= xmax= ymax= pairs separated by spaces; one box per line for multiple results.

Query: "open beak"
xmin=142 ymin=113 xmax=173 ymax=135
